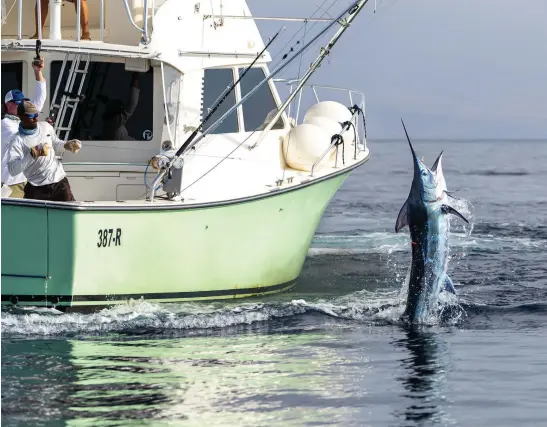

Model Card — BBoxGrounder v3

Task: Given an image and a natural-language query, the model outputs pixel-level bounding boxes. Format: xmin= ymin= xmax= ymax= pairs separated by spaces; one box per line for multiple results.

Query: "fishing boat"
xmin=1 ymin=0 xmax=371 ymax=310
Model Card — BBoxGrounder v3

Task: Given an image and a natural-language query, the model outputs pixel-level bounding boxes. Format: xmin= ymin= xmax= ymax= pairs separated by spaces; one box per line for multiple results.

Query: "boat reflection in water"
xmin=2 ymin=319 xmax=359 ymax=426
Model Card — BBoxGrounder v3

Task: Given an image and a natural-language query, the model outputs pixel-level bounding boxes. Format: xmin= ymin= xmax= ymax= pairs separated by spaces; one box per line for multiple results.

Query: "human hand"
xmin=64 ymin=140 xmax=82 ymax=153
xmin=131 ymin=72 xmax=140 ymax=88
xmin=30 ymin=143 xmax=50 ymax=159
xmin=46 ymin=116 xmax=54 ymax=125
xmin=32 ymin=56 xmax=44 ymax=71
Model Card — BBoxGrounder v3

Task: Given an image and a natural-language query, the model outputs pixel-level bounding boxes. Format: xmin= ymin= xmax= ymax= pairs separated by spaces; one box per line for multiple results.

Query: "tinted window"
xmin=50 ymin=61 xmax=154 ymax=141
xmin=238 ymin=68 xmax=284 ymax=131
xmin=202 ymin=69 xmax=238 ymax=134
xmin=1 ymin=62 xmax=23 ymax=118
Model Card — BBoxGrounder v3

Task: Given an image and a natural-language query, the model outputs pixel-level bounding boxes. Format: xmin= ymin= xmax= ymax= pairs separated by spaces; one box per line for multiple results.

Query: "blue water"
xmin=2 ymin=140 xmax=547 ymax=426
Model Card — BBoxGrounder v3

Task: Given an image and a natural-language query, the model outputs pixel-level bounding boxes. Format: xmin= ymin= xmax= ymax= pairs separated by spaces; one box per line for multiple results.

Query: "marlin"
xmin=396 ymin=120 xmax=468 ymax=323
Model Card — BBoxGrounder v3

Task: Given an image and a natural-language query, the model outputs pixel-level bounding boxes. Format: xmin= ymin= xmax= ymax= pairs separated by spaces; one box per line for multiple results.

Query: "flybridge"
xmin=1 ymin=0 xmax=151 ymax=45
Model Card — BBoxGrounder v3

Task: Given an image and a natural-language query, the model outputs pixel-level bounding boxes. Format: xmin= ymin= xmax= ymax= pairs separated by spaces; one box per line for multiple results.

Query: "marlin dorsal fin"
xmin=441 ymin=204 xmax=469 ymax=224
xmin=431 ymin=151 xmax=443 ymax=172
xmin=395 ymin=200 xmax=409 ymax=232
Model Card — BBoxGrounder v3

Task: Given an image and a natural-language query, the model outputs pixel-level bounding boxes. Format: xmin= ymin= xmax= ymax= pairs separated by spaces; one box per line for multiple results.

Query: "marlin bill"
xmin=395 ymin=120 xmax=469 ymax=323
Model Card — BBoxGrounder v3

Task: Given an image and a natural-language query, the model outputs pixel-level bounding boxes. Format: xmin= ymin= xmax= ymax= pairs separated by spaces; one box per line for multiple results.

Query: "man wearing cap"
xmin=6 ymin=101 xmax=82 ymax=202
xmin=1 ymin=57 xmax=47 ymax=198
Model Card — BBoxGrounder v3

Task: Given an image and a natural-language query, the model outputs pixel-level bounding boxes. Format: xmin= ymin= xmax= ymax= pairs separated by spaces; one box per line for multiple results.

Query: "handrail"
xmin=122 ymin=0 xmax=145 ymax=32
xmin=100 ymin=0 xmax=104 ymax=41
xmin=11 ymin=0 xmax=106 ymax=42
xmin=36 ymin=0 xmax=42 ymax=40
xmin=122 ymin=0 xmax=150 ymax=44
xmin=9 ymin=0 xmax=142 ymax=44
xmin=76 ymin=0 xmax=80 ymax=41
xmin=204 ymin=15 xmax=335 ymax=23
xmin=273 ymin=78 xmax=366 ymax=126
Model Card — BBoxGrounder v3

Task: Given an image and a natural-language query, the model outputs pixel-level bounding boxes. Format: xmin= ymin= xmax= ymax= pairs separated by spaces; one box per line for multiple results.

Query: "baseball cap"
xmin=4 ymin=89 xmax=30 ymax=105
xmin=17 ymin=101 xmax=39 ymax=116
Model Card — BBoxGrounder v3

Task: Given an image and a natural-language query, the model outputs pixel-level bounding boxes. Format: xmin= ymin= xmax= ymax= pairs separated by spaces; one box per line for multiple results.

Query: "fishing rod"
xmin=174 ymin=27 xmax=285 ymax=157
xmin=173 ymin=0 xmax=364 ymax=159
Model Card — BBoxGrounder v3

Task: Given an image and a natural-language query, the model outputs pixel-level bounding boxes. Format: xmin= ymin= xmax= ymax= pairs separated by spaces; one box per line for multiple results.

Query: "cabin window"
xmin=201 ymin=68 xmax=239 ymax=134
xmin=238 ymin=67 xmax=284 ymax=132
xmin=49 ymin=61 xmax=154 ymax=141
xmin=1 ymin=62 xmax=23 ymax=118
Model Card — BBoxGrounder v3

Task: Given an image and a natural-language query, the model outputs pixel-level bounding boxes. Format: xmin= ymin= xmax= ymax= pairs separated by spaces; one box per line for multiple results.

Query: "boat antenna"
xmin=174 ymin=27 xmax=285 ymax=156
xmin=174 ymin=0 xmax=366 ymax=159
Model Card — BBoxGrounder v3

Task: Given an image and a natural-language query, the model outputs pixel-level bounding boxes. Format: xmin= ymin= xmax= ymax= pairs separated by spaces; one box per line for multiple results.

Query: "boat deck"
xmin=1 ymin=149 xmax=370 ymax=211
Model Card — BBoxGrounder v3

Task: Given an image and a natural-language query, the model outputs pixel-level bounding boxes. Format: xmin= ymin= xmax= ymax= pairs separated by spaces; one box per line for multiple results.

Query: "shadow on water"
xmin=391 ymin=327 xmax=451 ymax=426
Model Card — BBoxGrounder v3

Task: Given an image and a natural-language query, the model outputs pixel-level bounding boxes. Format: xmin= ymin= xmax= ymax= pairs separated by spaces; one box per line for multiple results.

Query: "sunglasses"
xmin=24 ymin=113 xmax=39 ymax=119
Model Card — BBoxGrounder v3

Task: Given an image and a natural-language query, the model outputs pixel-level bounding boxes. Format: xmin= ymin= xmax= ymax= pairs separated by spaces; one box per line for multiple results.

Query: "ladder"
xmin=49 ymin=52 xmax=91 ymax=142
xmin=71 ymin=62 xmax=111 ymax=140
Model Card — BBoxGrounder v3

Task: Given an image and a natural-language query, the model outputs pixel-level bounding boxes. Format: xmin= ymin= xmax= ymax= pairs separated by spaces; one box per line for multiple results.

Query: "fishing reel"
xmin=150 ymin=140 xmax=184 ymax=200
xmin=32 ymin=40 xmax=42 ymax=67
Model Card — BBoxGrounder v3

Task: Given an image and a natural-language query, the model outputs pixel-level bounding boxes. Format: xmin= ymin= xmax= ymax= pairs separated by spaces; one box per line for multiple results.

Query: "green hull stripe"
xmin=1 ymin=281 xmax=296 ymax=304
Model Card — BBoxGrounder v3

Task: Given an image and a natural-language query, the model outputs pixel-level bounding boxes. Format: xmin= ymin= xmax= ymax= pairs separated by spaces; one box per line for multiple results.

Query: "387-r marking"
xmin=97 ymin=228 xmax=122 ymax=248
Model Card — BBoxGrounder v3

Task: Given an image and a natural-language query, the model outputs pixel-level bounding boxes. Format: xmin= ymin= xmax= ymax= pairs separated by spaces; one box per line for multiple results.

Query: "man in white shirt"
xmin=1 ymin=57 xmax=47 ymax=198
xmin=7 ymin=101 xmax=82 ymax=202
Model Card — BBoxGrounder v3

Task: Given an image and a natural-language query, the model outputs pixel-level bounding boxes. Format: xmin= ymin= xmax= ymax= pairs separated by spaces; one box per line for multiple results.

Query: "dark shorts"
xmin=24 ymin=177 xmax=76 ymax=202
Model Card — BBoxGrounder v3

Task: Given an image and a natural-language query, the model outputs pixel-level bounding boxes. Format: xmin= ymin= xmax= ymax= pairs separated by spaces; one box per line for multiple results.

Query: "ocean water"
xmin=2 ymin=139 xmax=547 ymax=427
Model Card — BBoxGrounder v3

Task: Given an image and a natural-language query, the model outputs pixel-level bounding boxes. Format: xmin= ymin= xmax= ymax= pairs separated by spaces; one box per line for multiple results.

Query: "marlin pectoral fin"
xmin=395 ymin=201 xmax=409 ymax=232
xmin=443 ymin=275 xmax=457 ymax=294
xmin=441 ymin=204 xmax=469 ymax=224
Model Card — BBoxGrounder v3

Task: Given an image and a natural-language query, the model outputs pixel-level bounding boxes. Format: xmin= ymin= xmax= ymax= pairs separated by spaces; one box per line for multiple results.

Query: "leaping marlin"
xmin=396 ymin=120 xmax=468 ymax=323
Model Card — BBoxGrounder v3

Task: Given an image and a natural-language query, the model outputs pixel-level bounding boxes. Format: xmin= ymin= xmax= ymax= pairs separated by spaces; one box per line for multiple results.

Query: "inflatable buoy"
xmin=282 ymin=123 xmax=335 ymax=172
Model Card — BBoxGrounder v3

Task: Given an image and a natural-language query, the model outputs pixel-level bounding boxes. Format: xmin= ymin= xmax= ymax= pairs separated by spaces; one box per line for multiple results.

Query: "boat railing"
xmin=3 ymin=0 xmax=156 ymax=44
xmin=273 ymin=77 xmax=367 ymax=150
xmin=273 ymin=78 xmax=366 ymax=123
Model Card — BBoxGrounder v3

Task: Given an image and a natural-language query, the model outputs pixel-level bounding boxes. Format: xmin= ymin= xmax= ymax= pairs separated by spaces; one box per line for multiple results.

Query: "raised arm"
xmin=124 ymin=73 xmax=141 ymax=119
xmin=31 ymin=57 xmax=47 ymax=113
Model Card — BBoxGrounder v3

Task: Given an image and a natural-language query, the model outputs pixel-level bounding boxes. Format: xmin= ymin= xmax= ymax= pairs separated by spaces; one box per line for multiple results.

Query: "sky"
xmin=248 ymin=0 xmax=547 ymax=139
